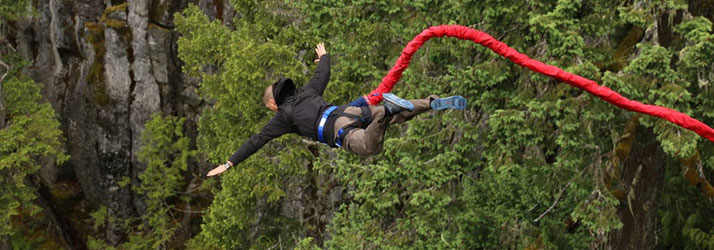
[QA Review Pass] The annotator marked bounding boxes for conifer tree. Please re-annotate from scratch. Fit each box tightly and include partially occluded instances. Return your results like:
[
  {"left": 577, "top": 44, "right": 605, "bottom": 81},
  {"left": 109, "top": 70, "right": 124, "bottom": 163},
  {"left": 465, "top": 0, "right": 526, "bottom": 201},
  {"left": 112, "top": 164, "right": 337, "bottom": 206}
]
[
  {"left": 0, "top": 70, "right": 68, "bottom": 241},
  {"left": 1, "top": 0, "right": 68, "bottom": 246},
  {"left": 174, "top": 0, "right": 714, "bottom": 248}
]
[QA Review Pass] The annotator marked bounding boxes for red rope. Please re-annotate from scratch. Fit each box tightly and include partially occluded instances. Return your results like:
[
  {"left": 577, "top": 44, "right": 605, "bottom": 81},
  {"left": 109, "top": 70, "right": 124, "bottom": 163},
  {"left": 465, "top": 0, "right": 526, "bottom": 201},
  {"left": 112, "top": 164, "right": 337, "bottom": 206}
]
[{"left": 364, "top": 24, "right": 714, "bottom": 143}]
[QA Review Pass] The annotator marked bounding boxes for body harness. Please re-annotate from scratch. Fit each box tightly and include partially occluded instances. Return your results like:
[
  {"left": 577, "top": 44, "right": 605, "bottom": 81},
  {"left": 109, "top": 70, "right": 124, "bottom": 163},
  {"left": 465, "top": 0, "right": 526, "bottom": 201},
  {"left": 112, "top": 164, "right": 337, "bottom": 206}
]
[{"left": 317, "top": 105, "right": 373, "bottom": 148}]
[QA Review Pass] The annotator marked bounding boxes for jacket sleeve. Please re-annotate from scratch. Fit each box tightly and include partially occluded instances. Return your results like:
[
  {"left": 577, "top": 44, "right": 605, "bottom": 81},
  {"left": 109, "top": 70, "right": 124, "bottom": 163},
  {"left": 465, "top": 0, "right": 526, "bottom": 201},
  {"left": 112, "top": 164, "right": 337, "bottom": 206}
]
[
  {"left": 228, "top": 114, "right": 293, "bottom": 165},
  {"left": 303, "top": 54, "right": 330, "bottom": 96}
]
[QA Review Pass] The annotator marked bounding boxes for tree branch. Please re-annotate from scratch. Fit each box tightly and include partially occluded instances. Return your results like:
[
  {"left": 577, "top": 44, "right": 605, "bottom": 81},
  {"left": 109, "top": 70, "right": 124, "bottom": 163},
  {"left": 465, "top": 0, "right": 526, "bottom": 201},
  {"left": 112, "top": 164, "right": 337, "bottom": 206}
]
[
  {"left": 0, "top": 58, "right": 8, "bottom": 128},
  {"left": 533, "top": 179, "right": 574, "bottom": 223},
  {"left": 170, "top": 207, "right": 205, "bottom": 214},
  {"left": 0, "top": 58, "right": 9, "bottom": 84}
]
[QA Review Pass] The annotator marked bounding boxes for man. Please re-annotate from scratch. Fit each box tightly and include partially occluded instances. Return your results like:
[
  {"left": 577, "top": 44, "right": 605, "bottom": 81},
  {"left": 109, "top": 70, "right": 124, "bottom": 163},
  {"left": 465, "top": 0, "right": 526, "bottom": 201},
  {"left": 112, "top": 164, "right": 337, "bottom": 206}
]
[{"left": 207, "top": 43, "right": 466, "bottom": 176}]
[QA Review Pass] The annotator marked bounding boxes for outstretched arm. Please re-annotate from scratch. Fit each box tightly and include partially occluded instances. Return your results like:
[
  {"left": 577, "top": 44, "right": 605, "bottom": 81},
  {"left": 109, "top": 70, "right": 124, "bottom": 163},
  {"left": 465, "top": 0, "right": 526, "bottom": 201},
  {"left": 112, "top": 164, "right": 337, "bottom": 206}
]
[
  {"left": 304, "top": 43, "right": 330, "bottom": 95},
  {"left": 207, "top": 115, "right": 293, "bottom": 176}
]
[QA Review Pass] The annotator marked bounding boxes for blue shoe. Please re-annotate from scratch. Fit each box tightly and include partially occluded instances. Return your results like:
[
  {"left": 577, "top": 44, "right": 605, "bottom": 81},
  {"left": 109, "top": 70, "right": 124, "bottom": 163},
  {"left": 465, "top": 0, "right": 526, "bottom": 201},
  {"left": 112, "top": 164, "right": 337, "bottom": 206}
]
[
  {"left": 431, "top": 96, "right": 467, "bottom": 110},
  {"left": 382, "top": 93, "right": 414, "bottom": 115}
]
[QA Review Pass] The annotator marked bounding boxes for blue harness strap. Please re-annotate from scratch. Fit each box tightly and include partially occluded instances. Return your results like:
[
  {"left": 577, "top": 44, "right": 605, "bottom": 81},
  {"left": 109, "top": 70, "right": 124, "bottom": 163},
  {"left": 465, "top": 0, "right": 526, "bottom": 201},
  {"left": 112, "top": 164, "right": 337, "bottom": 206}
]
[
  {"left": 335, "top": 128, "right": 345, "bottom": 147},
  {"left": 317, "top": 106, "right": 338, "bottom": 143}
]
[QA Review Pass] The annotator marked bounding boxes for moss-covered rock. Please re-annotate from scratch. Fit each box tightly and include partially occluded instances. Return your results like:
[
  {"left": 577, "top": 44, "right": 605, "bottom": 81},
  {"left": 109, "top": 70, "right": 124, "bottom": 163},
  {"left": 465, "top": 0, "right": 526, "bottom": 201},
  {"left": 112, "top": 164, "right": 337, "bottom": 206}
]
[
  {"left": 84, "top": 21, "right": 111, "bottom": 107},
  {"left": 105, "top": 2, "right": 128, "bottom": 15},
  {"left": 149, "top": 0, "right": 170, "bottom": 25},
  {"left": 83, "top": 2, "right": 136, "bottom": 108},
  {"left": 101, "top": 3, "right": 130, "bottom": 31}
]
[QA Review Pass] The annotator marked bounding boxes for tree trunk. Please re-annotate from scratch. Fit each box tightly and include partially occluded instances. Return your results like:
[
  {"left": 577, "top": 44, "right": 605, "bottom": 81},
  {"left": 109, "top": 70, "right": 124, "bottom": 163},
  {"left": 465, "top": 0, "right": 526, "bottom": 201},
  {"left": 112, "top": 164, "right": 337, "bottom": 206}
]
[
  {"left": 607, "top": 128, "right": 666, "bottom": 249},
  {"left": 0, "top": 58, "right": 7, "bottom": 129},
  {"left": 33, "top": 177, "right": 86, "bottom": 250},
  {"left": 688, "top": 0, "right": 714, "bottom": 22},
  {"left": 0, "top": 79, "right": 5, "bottom": 129},
  {"left": 0, "top": 235, "right": 9, "bottom": 250}
]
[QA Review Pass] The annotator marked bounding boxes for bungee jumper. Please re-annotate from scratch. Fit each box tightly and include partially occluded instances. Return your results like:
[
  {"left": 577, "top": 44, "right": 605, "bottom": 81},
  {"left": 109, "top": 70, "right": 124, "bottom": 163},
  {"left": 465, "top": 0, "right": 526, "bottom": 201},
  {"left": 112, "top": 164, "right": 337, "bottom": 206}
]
[
  {"left": 208, "top": 23, "right": 714, "bottom": 176},
  {"left": 207, "top": 43, "right": 467, "bottom": 176}
]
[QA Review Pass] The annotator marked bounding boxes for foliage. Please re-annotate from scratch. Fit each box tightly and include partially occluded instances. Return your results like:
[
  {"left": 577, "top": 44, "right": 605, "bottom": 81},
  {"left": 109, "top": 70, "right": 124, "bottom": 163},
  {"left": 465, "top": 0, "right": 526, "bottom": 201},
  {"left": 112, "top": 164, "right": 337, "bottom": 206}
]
[
  {"left": 0, "top": 0, "right": 31, "bottom": 23},
  {"left": 658, "top": 164, "right": 714, "bottom": 249},
  {"left": 1, "top": 2, "right": 69, "bottom": 248},
  {"left": 4, "top": 0, "right": 714, "bottom": 248},
  {"left": 0, "top": 74, "right": 68, "bottom": 236},
  {"left": 129, "top": 114, "right": 197, "bottom": 249},
  {"left": 173, "top": 0, "right": 714, "bottom": 248},
  {"left": 87, "top": 114, "right": 197, "bottom": 249},
  {"left": 683, "top": 213, "right": 714, "bottom": 250},
  {"left": 176, "top": 3, "right": 315, "bottom": 249},
  {"left": 292, "top": 0, "right": 619, "bottom": 248},
  {"left": 90, "top": 206, "right": 108, "bottom": 231}
]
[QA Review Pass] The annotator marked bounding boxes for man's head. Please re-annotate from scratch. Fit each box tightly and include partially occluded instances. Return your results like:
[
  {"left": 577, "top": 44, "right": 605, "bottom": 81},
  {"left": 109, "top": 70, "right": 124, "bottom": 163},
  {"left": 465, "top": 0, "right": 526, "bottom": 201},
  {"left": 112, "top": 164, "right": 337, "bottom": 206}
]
[
  {"left": 265, "top": 77, "right": 296, "bottom": 112},
  {"left": 263, "top": 85, "right": 278, "bottom": 112}
]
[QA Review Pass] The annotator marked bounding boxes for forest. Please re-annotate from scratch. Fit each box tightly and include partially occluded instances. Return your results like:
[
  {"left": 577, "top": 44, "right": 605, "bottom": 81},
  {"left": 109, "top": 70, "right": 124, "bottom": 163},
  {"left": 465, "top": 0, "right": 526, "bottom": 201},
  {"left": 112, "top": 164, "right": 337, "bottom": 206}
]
[{"left": 2, "top": 0, "right": 714, "bottom": 249}]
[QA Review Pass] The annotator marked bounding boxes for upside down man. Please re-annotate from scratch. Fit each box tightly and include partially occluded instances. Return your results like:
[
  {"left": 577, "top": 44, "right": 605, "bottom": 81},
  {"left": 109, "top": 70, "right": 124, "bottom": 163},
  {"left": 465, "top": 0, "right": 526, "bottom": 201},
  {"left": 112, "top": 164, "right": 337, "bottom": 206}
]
[{"left": 208, "top": 43, "right": 467, "bottom": 176}]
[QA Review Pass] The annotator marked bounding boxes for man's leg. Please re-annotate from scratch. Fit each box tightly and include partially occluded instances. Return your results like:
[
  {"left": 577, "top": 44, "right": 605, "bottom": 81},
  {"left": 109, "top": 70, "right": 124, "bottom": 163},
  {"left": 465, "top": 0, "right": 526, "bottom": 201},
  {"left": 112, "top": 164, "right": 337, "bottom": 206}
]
[
  {"left": 340, "top": 94, "right": 464, "bottom": 155},
  {"left": 389, "top": 95, "right": 438, "bottom": 124},
  {"left": 341, "top": 106, "right": 388, "bottom": 155},
  {"left": 341, "top": 95, "right": 435, "bottom": 155},
  {"left": 332, "top": 107, "right": 361, "bottom": 133}
]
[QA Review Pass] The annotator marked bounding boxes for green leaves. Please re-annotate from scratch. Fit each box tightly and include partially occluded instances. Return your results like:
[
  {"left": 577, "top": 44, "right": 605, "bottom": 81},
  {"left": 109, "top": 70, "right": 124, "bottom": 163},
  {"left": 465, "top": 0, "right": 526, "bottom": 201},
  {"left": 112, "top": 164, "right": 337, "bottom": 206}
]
[
  {"left": 129, "top": 114, "right": 196, "bottom": 248},
  {"left": 177, "top": 3, "right": 316, "bottom": 248},
  {"left": 174, "top": 0, "right": 714, "bottom": 248},
  {"left": 177, "top": 4, "right": 306, "bottom": 165},
  {"left": 625, "top": 44, "right": 679, "bottom": 82},
  {"left": 86, "top": 114, "right": 197, "bottom": 249},
  {"left": 0, "top": 76, "right": 67, "bottom": 237},
  {"left": 683, "top": 213, "right": 714, "bottom": 249},
  {"left": 0, "top": 0, "right": 31, "bottom": 23},
  {"left": 175, "top": 6, "right": 231, "bottom": 77},
  {"left": 571, "top": 189, "right": 623, "bottom": 236}
]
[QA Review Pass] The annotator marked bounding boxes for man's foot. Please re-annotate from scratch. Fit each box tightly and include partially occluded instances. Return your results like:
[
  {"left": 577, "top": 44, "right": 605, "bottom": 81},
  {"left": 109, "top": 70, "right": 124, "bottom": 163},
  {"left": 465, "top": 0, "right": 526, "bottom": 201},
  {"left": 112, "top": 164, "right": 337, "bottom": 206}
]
[
  {"left": 431, "top": 96, "right": 467, "bottom": 110},
  {"left": 383, "top": 93, "right": 414, "bottom": 116}
]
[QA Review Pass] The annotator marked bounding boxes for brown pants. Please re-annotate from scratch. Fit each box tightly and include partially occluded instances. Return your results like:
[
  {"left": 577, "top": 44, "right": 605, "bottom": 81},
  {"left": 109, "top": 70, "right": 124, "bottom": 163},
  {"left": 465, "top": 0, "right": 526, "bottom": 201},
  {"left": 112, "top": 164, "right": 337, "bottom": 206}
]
[{"left": 332, "top": 95, "right": 437, "bottom": 155}]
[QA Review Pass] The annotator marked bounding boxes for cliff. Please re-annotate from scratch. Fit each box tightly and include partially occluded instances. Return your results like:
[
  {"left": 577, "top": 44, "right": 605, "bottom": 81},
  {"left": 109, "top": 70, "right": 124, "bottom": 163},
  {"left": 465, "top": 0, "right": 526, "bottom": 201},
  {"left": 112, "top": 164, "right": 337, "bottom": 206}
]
[{"left": 10, "top": 0, "right": 235, "bottom": 246}]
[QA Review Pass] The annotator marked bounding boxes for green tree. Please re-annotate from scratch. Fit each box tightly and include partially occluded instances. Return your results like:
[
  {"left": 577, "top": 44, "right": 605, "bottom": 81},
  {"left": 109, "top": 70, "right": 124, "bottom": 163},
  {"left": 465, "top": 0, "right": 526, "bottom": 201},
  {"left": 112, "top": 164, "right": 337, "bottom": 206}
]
[
  {"left": 176, "top": 2, "right": 315, "bottom": 248},
  {"left": 0, "top": 74, "right": 68, "bottom": 237},
  {"left": 178, "top": 0, "right": 714, "bottom": 248},
  {"left": 0, "top": 0, "right": 31, "bottom": 23},
  {"left": 130, "top": 114, "right": 197, "bottom": 249},
  {"left": 88, "top": 114, "right": 197, "bottom": 249},
  {"left": 1, "top": 1, "right": 68, "bottom": 247}
]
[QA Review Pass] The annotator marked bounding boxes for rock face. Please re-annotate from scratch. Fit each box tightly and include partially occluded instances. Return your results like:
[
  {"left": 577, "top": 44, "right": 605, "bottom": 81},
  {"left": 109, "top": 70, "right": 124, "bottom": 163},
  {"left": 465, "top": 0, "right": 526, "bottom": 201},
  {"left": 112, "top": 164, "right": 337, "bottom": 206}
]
[
  {"left": 13, "top": 0, "right": 236, "bottom": 244},
  {"left": 12, "top": 0, "right": 343, "bottom": 246}
]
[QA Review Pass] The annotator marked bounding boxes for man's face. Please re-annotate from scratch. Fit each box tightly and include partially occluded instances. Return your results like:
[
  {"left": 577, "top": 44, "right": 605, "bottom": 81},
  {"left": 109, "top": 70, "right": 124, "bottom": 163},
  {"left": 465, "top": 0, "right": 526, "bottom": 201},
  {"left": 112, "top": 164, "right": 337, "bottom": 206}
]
[{"left": 266, "top": 98, "right": 278, "bottom": 112}]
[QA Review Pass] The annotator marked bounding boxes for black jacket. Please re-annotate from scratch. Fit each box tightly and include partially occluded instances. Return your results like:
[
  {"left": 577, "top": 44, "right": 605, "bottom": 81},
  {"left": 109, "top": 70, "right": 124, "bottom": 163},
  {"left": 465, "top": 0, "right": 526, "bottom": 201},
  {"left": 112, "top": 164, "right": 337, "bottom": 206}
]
[{"left": 229, "top": 54, "right": 332, "bottom": 165}]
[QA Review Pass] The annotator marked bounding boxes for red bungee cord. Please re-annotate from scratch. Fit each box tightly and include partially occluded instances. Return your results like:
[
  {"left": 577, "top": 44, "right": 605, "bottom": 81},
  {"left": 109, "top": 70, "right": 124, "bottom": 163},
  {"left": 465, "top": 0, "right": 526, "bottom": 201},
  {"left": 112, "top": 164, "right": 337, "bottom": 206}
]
[{"left": 361, "top": 24, "right": 714, "bottom": 143}]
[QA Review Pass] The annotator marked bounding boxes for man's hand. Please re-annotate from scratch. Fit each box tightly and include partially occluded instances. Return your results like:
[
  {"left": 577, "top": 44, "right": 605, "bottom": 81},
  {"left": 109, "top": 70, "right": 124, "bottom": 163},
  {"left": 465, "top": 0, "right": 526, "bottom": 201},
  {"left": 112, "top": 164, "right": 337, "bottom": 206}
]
[
  {"left": 314, "top": 42, "right": 327, "bottom": 63},
  {"left": 207, "top": 164, "right": 229, "bottom": 177}
]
